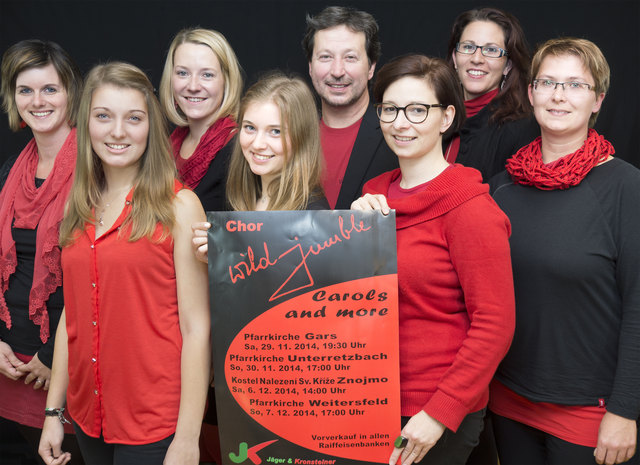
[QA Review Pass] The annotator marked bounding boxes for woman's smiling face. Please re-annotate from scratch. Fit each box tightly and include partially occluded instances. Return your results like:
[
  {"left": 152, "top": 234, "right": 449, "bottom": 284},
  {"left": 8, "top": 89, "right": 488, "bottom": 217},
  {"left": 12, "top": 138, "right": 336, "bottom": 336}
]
[{"left": 452, "top": 20, "right": 512, "bottom": 100}]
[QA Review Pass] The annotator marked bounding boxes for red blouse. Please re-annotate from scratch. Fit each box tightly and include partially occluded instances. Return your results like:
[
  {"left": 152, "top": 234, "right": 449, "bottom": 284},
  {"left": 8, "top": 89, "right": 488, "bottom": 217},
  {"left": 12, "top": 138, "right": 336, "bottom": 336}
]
[{"left": 61, "top": 185, "right": 183, "bottom": 444}]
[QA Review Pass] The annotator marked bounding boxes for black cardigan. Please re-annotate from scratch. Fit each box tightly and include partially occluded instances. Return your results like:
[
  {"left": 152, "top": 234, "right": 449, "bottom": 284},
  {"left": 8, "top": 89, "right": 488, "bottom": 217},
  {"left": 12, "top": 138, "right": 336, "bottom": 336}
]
[{"left": 453, "top": 105, "right": 540, "bottom": 181}]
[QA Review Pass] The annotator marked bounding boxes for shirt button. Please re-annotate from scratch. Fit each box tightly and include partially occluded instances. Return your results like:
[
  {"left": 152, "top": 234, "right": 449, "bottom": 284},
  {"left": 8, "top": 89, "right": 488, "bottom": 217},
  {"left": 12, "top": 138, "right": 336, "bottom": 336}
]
[
  {"left": 90, "top": 244, "right": 94, "bottom": 249},
  {"left": 92, "top": 283, "right": 96, "bottom": 288},
  {"left": 125, "top": 200, "right": 131, "bottom": 205},
  {"left": 92, "top": 321, "right": 97, "bottom": 326},
  {"left": 91, "top": 358, "right": 96, "bottom": 363},
  {"left": 94, "top": 390, "right": 98, "bottom": 395}
]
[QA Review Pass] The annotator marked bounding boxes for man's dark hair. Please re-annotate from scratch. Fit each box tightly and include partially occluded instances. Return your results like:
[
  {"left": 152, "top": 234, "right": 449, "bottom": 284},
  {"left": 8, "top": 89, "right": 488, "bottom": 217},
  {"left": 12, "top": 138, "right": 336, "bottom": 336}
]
[{"left": 302, "top": 6, "right": 381, "bottom": 65}]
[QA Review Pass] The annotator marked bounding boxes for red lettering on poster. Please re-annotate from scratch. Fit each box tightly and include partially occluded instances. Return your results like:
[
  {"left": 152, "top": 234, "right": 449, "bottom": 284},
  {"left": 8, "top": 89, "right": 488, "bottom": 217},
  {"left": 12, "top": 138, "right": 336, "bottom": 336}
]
[{"left": 228, "top": 214, "right": 371, "bottom": 302}]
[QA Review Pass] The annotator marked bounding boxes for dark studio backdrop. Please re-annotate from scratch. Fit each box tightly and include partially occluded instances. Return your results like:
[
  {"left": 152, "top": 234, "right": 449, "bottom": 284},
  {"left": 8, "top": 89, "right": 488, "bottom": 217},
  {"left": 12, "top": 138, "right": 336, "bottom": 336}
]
[{"left": 1, "top": 0, "right": 638, "bottom": 167}]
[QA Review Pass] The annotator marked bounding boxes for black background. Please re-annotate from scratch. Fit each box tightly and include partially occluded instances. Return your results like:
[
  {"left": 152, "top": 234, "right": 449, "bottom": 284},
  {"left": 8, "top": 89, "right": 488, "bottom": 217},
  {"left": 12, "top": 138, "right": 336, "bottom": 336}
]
[{"left": 1, "top": 0, "right": 638, "bottom": 166}]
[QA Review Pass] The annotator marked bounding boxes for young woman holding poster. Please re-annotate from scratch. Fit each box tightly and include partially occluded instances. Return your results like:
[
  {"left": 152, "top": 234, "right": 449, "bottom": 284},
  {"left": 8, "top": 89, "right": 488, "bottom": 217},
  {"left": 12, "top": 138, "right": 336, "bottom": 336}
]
[
  {"left": 160, "top": 27, "right": 243, "bottom": 211},
  {"left": 192, "top": 72, "right": 328, "bottom": 262},
  {"left": 38, "top": 62, "right": 210, "bottom": 465},
  {"left": 444, "top": 7, "right": 539, "bottom": 180},
  {"left": 351, "top": 54, "right": 515, "bottom": 465},
  {"left": 489, "top": 38, "right": 640, "bottom": 465}
]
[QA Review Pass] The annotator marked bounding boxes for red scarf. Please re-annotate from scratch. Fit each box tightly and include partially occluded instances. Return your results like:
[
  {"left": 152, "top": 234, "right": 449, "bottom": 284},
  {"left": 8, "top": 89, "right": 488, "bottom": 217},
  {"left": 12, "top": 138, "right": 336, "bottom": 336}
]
[
  {"left": 465, "top": 88, "right": 499, "bottom": 118},
  {"left": 445, "top": 89, "right": 499, "bottom": 163},
  {"left": 170, "top": 116, "right": 237, "bottom": 189},
  {"left": 506, "top": 129, "right": 614, "bottom": 190},
  {"left": 0, "top": 128, "right": 77, "bottom": 342}
]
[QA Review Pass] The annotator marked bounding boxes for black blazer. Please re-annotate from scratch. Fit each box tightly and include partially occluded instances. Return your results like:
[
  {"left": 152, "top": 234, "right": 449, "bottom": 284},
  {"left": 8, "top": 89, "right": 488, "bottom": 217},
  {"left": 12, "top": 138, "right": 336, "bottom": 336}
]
[{"left": 333, "top": 105, "right": 398, "bottom": 209}]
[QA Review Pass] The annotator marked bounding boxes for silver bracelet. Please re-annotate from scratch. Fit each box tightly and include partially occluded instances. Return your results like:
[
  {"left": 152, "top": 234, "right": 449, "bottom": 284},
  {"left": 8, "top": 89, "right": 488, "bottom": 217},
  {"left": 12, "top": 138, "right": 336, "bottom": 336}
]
[{"left": 44, "top": 407, "right": 71, "bottom": 424}]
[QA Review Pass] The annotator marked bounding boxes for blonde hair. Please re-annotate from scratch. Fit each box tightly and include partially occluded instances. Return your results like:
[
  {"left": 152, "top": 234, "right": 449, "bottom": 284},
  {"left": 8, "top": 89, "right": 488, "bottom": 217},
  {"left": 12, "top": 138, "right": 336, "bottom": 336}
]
[
  {"left": 159, "top": 28, "right": 243, "bottom": 127},
  {"left": 60, "top": 62, "right": 177, "bottom": 246},
  {"left": 531, "top": 37, "right": 610, "bottom": 127},
  {"left": 227, "top": 72, "right": 324, "bottom": 211}
]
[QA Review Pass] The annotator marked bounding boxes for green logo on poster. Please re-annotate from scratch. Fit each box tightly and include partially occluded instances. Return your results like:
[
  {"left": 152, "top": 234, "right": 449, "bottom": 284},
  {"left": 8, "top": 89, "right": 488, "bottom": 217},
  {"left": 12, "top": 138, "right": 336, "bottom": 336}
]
[{"left": 229, "top": 440, "right": 278, "bottom": 464}]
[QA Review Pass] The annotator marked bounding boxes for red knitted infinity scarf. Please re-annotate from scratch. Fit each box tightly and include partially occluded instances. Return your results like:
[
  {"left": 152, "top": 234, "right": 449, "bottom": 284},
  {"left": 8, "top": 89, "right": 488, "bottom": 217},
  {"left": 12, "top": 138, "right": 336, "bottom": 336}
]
[
  {"left": 0, "top": 128, "right": 77, "bottom": 342},
  {"left": 170, "top": 116, "right": 237, "bottom": 189},
  {"left": 506, "top": 129, "right": 614, "bottom": 190}
]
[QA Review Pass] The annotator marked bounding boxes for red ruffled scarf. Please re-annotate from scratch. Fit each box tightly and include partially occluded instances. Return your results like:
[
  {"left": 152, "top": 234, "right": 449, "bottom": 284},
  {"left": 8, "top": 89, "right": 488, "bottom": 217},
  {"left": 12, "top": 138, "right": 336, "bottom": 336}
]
[
  {"left": 0, "top": 128, "right": 77, "bottom": 342},
  {"left": 170, "top": 116, "right": 237, "bottom": 189},
  {"left": 506, "top": 129, "right": 614, "bottom": 190}
]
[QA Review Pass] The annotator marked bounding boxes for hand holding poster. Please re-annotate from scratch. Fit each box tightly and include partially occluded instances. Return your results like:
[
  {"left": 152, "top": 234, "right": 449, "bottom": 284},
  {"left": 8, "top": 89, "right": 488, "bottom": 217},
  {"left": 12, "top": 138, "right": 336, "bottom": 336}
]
[{"left": 208, "top": 210, "right": 399, "bottom": 465}]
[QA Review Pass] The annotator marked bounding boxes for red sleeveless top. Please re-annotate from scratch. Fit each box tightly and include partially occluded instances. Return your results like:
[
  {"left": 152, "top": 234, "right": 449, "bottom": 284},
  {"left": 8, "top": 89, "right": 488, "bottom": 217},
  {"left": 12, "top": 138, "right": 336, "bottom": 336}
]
[{"left": 62, "top": 182, "right": 183, "bottom": 444}]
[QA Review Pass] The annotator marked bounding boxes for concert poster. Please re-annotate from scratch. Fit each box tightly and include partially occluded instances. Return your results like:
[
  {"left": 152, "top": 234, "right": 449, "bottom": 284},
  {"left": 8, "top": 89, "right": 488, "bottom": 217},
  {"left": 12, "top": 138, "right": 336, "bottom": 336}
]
[{"left": 207, "top": 210, "right": 400, "bottom": 465}]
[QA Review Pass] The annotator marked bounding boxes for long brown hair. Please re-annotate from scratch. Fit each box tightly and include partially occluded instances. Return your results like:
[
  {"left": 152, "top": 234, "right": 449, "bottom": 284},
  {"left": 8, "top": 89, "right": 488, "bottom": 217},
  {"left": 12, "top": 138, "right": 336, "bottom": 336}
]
[
  {"left": 60, "top": 62, "right": 176, "bottom": 246},
  {"left": 226, "top": 72, "right": 323, "bottom": 211},
  {"left": 447, "top": 7, "right": 531, "bottom": 124}
]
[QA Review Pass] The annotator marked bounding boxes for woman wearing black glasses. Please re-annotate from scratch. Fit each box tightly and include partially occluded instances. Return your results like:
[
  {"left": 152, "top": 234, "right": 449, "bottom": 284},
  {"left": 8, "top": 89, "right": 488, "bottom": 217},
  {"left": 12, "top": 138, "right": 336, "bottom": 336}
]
[
  {"left": 489, "top": 38, "right": 640, "bottom": 465},
  {"left": 445, "top": 7, "right": 539, "bottom": 180},
  {"left": 352, "top": 54, "right": 515, "bottom": 465}
]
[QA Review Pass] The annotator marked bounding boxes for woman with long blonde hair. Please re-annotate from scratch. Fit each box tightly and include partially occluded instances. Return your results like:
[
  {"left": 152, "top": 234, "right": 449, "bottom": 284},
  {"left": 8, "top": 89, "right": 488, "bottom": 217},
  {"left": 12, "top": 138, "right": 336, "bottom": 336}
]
[
  {"left": 226, "top": 71, "right": 326, "bottom": 211},
  {"left": 193, "top": 72, "right": 328, "bottom": 261},
  {"left": 39, "top": 62, "right": 209, "bottom": 465},
  {"left": 160, "top": 27, "right": 243, "bottom": 211}
]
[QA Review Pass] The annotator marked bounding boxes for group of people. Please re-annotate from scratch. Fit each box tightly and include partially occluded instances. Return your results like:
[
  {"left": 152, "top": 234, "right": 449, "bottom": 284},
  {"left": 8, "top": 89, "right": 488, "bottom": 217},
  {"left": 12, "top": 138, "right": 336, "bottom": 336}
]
[{"left": 0, "top": 5, "right": 637, "bottom": 465}]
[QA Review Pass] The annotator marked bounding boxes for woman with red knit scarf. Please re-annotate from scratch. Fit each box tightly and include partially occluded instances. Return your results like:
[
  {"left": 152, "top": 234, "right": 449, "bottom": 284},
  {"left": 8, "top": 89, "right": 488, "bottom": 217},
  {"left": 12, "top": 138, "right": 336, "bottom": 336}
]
[
  {"left": 159, "top": 28, "right": 243, "bottom": 212},
  {"left": 159, "top": 29, "right": 243, "bottom": 463},
  {"left": 445, "top": 7, "right": 539, "bottom": 181},
  {"left": 0, "top": 40, "right": 83, "bottom": 463},
  {"left": 490, "top": 38, "right": 640, "bottom": 465},
  {"left": 352, "top": 54, "right": 515, "bottom": 465}
]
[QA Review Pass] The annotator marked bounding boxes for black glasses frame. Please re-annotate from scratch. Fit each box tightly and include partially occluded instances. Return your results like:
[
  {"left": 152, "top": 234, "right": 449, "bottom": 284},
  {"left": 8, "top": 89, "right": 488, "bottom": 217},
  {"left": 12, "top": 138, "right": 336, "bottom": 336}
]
[{"left": 375, "top": 103, "right": 447, "bottom": 124}]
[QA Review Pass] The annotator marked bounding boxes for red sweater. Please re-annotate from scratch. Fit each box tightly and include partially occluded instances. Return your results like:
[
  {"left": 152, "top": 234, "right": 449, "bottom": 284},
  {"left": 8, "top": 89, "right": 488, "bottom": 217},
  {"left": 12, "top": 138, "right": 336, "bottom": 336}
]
[{"left": 363, "top": 165, "right": 515, "bottom": 431}]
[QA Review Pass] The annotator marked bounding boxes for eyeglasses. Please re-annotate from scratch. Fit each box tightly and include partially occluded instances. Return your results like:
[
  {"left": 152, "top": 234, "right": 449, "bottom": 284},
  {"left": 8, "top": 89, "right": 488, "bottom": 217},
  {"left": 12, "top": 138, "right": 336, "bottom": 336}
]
[
  {"left": 455, "top": 42, "right": 508, "bottom": 58},
  {"left": 375, "top": 103, "right": 447, "bottom": 124},
  {"left": 532, "top": 79, "right": 593, "bottom": 95}
]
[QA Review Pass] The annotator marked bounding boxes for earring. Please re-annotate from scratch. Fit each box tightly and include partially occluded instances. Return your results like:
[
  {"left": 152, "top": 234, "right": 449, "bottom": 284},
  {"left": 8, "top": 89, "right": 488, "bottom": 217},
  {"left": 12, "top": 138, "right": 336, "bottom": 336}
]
[{"left": 20, "top": 120, "right": 27, "bottom": 129}]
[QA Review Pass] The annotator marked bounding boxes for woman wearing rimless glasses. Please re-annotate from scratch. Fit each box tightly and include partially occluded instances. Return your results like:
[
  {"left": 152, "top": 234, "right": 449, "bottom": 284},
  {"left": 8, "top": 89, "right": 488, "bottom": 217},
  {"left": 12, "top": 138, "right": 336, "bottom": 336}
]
[
  {"left": 352, "top": 54, "right": 515, "bottom": 465},
  {"left": 489, "top": 38, "right": 640, "bottom": 465},
  {"left": 445, "top": 7, "right": 539, "bottom": 181}
]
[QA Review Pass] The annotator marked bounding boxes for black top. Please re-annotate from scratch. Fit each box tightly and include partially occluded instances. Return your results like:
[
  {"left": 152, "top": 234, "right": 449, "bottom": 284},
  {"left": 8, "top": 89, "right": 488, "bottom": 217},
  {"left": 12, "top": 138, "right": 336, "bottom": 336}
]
[
  {"left": 0, "top": 177, "right": 64, "bottom": 368},
  {"left": 490, "top": 158, "right": 640, "bottom": 420},
  {"left": 305, "top": 192, "right": 330, "bottom": 210},
  {"left": 0, "top": 155, "right": 18, "bottom": 191},
  {"left": 453, "top": 105, "right": 540, "bottom": 181},
  {"left": 192, "top": 139, "right": 233, "bottom": 212}
]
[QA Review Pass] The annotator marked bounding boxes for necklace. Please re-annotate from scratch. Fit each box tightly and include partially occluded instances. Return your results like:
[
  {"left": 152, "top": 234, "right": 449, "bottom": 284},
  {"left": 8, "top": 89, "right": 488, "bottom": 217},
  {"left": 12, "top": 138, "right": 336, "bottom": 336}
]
[
  {"left": 97, "top": 186, "right": 132, "bottom": 226},
  {"left": 98, "top": 203, "right": 110, "bottom": 226}
]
